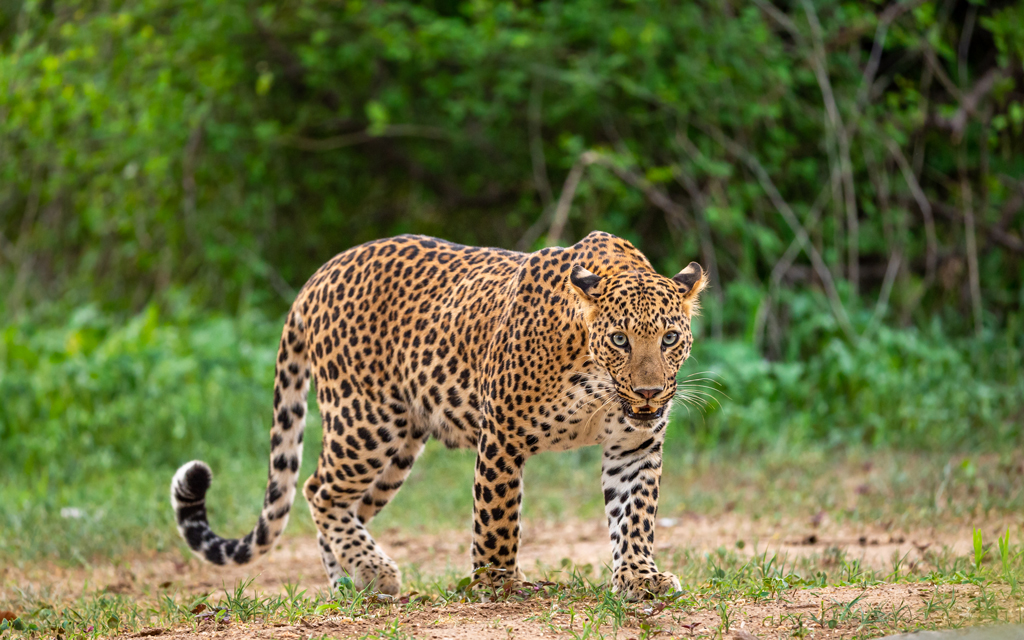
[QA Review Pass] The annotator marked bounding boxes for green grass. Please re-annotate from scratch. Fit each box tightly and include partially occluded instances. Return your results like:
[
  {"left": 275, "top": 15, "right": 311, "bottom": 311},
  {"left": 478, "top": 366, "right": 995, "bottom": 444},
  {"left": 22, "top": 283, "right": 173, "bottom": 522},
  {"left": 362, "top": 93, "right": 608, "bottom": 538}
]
[{"left": 3, "top": 437, "right": 1023, "bottom": 572}]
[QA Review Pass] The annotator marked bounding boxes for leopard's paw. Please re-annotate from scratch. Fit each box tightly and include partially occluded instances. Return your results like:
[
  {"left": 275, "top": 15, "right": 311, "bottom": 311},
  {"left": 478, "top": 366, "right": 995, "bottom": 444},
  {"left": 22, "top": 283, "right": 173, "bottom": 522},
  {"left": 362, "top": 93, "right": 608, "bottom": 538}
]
[
  {"left": 613, "top": 568, "right": 681, "bottom": 601},
  {"left": 347, "top": 558, "right": 402, "bottom": 596},
  {"left": 470, "top": 565, "right": 526, "bottom": 595},
  {"left": 483, "top": 565, "right": 525, "bottom": 586}
]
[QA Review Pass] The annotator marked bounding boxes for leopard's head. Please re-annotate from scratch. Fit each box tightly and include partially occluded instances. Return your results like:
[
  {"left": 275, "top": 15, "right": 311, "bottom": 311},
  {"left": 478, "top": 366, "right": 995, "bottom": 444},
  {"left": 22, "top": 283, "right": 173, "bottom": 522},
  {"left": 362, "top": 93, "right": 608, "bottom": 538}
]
[{"left": 570, "top": 262, "right": 706, "bottom": 425}]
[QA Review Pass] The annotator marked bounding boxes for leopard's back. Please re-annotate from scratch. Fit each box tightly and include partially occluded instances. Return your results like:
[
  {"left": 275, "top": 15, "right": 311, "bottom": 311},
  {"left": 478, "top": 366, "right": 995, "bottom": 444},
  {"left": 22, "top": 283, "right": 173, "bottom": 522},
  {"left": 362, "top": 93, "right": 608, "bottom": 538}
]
[{"left": 297, "top": 235, "right": 527, "bottom": 450}]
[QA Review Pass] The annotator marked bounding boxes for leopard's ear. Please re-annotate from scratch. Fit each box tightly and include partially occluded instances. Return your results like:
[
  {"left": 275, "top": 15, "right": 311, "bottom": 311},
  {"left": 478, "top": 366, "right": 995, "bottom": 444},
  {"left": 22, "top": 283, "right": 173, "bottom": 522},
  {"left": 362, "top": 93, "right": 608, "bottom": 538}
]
[
  {"left": 570, "top": 265, "right": 604, "bottom": 301},
  {"left": 672, "top": 262, "right": 707, "bottom": 304}
]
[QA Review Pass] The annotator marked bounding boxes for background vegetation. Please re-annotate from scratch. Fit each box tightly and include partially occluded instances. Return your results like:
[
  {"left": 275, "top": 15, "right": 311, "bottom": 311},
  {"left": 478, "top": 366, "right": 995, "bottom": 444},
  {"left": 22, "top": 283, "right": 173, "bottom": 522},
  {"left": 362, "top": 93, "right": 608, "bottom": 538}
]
[{"left": 1, "top": 0, "right": 1022, "bottom": 563}]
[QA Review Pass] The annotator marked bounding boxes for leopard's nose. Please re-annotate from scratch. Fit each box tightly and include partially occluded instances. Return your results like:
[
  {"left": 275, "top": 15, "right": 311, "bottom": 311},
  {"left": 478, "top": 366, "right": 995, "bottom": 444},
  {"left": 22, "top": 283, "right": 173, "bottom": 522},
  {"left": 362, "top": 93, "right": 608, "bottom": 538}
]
[{"left": 633, "top": 387, "right": 663, "bottom": 401}]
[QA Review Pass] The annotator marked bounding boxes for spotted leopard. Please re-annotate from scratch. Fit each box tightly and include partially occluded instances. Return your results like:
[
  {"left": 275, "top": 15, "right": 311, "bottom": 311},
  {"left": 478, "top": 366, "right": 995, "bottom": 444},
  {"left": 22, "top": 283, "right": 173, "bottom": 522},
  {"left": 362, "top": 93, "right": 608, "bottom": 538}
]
[{"left": 170, "top": 231, "right": 706, "bottom": 599}]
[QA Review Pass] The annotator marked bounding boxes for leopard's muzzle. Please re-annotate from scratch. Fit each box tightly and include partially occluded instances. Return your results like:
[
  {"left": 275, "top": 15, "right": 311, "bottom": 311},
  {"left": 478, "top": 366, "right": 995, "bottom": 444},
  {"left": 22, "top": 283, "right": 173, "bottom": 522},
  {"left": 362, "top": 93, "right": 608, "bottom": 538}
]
[{"left": 620, "top": 400, "right": 666, "bottom": 422}]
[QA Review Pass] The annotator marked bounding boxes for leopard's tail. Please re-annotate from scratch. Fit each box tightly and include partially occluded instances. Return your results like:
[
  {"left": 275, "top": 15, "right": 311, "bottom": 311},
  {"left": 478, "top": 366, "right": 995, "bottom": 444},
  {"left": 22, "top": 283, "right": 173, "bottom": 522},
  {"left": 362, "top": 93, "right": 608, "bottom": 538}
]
[{"left": 170, "top": 308, "right": 311, "bottom": 565}]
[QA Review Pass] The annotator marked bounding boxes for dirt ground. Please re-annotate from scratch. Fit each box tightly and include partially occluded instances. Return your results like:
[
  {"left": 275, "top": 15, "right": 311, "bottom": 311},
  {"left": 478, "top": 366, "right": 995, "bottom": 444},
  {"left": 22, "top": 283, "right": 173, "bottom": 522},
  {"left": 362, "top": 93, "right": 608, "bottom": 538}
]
[
  {"left": 2, "top": 511, "right": 993, "bottom": 599},
  {"left": 96, "top": 583, "right": 989, "bottom": 640},
  {"left": 1, "top": 513, "right": 1016, "bottom": 639}
]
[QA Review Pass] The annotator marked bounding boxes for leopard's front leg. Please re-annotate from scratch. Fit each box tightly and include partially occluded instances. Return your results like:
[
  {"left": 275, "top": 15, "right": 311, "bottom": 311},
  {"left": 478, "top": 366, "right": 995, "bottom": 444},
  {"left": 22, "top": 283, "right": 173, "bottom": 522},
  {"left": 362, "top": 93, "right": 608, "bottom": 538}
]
[
  {"left": 601, "top": 430, "right": 680, "bottom": 600},
  {"left": 471, "top": 426, "right": 527, "bottom": 586}
]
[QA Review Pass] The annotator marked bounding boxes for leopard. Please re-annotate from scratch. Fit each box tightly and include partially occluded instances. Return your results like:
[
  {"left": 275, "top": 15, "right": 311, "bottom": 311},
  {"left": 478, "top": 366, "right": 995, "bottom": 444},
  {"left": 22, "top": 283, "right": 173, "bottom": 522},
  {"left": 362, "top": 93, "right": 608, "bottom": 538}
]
[{"left": 170, "top": 230, "right": 707, "bottom": 599}]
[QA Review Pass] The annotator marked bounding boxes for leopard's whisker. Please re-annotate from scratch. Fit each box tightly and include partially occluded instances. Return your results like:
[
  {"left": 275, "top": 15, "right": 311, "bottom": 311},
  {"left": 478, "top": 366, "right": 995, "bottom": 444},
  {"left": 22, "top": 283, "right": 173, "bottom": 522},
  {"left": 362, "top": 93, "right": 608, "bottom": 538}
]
[
  {"left": 675, "top": 388, "right": 716, "bottom": 401},
  {"left": 676, "top": 385, "right": 731, "bottom": 402},
  {"left": 563, "top": 383, "right": 612, "bottom": 411},
  {"left": 567, "top": 389, "right": 617, "bottom": 420},
  {"left": 566, "top": 371, "right": 615, "bottom": 386},
  {"left": 582, "top": 392, "right": 621, "bottom": 430},
  {"left": 675, "top": 386, "right": 724, "bottom": 399},
  {"left": 673, "top": 389, "right": 713, "bottom": 404},
  {"left": 677, "top": 388, "right": 720, "bottom": 396},
  {"left": 556, "top": 378, "right": 611, "bottom": 401},
  {"left": 684, "top": 366, "right": 724, "bottom": 376},
  {"left": 674, "top": 395, "right": 710, "bottom": 409},
  {"left": 558, "top": 381, "right": 615, "bottom": 408},
  {"left": 673, "top": 393, "right": 719, "bottom": 411},
  {"left": 676, "top": 377, "right": 722, "bottom": 386}
]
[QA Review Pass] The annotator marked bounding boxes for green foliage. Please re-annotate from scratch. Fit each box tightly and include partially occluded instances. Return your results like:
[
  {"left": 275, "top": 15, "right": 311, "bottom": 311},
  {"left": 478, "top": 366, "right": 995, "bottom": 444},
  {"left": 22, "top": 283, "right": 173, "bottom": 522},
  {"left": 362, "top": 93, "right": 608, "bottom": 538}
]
[
  {"left": 0, "top": 302, "right": 307, "bottom": 560},
  {"left": 1, "top": 0, "right": 1022, "bottom": 338},
  {"left": 683, "top": 311, "right": 1024, "bottom": 450},
  {"left": 0, "top": 302, "right": 283, "bottom": 483},
  {"left": 2, "top": 303, "right": 1018, "bottom": 495}
]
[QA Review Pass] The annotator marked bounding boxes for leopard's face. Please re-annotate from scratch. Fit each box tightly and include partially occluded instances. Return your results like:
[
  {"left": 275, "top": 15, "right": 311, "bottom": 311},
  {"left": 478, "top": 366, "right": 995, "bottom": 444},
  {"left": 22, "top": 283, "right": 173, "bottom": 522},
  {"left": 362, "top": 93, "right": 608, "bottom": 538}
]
[{"left": 570, "top": 263, "right": 706, "bottom": 426}]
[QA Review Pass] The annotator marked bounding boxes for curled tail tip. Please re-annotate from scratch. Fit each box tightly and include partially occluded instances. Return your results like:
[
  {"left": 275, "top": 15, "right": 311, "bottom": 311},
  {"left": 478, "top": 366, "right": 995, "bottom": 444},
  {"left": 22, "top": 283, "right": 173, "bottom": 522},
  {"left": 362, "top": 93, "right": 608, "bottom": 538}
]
[{"left": 171, "top": 460, "right": 213, "bottom": 507}]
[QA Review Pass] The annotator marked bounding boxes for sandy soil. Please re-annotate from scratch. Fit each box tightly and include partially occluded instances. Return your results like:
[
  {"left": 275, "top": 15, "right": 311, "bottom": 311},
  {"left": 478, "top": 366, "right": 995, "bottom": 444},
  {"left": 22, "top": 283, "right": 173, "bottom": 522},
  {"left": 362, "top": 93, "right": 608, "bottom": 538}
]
[
  {"left": 104, "top": 583, "right": 990, "bottom": 640},
  {"left": 1, "top": 513, "right": 1014, "bottom": 639}
]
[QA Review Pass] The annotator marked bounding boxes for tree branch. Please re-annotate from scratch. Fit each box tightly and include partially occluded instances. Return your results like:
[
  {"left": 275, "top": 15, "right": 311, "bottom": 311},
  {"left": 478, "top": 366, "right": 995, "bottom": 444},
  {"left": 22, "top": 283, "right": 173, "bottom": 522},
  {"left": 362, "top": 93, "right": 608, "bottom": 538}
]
[
  {"left": 921, "top": 45, "right": 963, "bottom": 103},
  {"left": 674, "top": 133, "right": 725, "bottom": 338},
  {"left": 802, "top": 0, "right": 860, "bottom": 297},
  {"left": 754, "top": 170, "right": 835, "bottom": 352},
  {"left": 887, "top": 140, "right": 938, "bottom": 283},
  {"left": 857, "top": 0, "right": 927, "bottom": 106},
  {"left": 279, "top": 124, "right": 450, "bottom": 151},
  {"left": 590, "top": 157, "right": 693, "bottom": 230},
  {"left": 863, "top": 251, "right": 902, "bottom": 340},
  {"left": 929, "top": 67, "right": 1004, "bottom": 142},
  {"left": 929, "top": 199, "right": 1024, "bottom": 254},
  {"left": 529, "top": 76, "right": 553, "bottom": 209},
  {"left": 959, "top": 154, "right": 983, "bottom": 338},
  {"left": 546, "top": 151, "right": 597, "bottom": 246}
]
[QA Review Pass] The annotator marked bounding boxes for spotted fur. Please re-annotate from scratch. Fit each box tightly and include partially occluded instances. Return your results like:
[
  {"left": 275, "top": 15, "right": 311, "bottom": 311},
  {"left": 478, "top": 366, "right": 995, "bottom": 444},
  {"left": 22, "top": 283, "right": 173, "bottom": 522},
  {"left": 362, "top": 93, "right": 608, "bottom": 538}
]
[{"left": 170, "top": 231, "right": 706, "bottom": 599}]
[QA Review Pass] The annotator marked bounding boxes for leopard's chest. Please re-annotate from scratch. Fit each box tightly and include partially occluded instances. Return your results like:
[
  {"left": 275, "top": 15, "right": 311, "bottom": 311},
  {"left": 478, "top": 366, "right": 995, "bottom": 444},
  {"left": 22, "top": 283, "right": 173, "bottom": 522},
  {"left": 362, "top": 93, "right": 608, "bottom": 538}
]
[
  {"left": 496, "top": 372, "right": 627, "bottom": 454},
  {"left": 528, "top": 380, "right": 624, "bottom": 452}
]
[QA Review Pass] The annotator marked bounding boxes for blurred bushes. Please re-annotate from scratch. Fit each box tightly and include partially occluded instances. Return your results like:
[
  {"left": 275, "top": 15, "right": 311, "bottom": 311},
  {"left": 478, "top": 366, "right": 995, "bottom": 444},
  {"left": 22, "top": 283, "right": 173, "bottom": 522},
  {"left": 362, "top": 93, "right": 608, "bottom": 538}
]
[
  {"left": 686, "top": 318, "right": 1023, "bottom": 452},
  {"left": 0, "top": 302, "right": 287, "bottom": 484},
  {"left": 1, "top": 0, "right": 1022, "bottom": 340},
  {"left": 1, "top": 303, "right": 1019, "bottom": 499}
]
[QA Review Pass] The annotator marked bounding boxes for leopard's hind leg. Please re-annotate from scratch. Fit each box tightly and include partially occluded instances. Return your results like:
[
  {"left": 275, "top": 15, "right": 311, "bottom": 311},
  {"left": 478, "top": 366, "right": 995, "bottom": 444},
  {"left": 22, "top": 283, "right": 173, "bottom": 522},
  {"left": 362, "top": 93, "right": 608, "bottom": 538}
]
[
  {"left": 304, "top": 406, "right": 426, "bottom": 595},
  {"left": 355, "top": 421, "right": 429, "bottom": 525}
]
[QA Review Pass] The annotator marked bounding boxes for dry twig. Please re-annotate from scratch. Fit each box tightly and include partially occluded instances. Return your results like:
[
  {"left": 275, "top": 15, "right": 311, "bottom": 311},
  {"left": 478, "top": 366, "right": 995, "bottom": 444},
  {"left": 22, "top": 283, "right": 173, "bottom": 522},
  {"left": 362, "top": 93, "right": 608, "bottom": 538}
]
[
  {"left": 857, "top": 0, "right": 928, "bottom": 106},
  {"left": 802, "top": 0, "right": 859, "bottom": 296},
  {"left": 933, "top": 68, "right": 1005, "bottom": 143},
  {"left": 529, "top": 76, "right": 554, "bottom": 209},
  {"left": 546, "top": 152, "right": 598, "bottom": 246},
  {"left": 700, "top": 123, "right": 856, "bottom": 342},
  {"left": 754, "top": 172, "right": 835, "bottom": 352},
  {"left": 281, "top": 124, "right": 450, "bottom": 151},
  {"left": 960, "top": 164, "right": 983, "bottom": 337},
  {"left": 887, "top": 140, "right": 938, "bottom": 285},
  {"left": 674, "top": 133, "right": 725, "bottom": 338},
  {"left": 863, "top": 252, "right": 902, "bottom": 340}
]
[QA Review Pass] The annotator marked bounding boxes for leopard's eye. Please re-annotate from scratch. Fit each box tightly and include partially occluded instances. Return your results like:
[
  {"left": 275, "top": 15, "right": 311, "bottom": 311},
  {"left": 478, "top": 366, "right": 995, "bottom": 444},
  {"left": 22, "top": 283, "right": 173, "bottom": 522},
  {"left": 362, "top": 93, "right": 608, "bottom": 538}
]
[
  {"left": 611, "top": 333, "right": 629, "bottom": 348},
  {"left": 662, "top": 332, "right": 680, "bottom": 347}
]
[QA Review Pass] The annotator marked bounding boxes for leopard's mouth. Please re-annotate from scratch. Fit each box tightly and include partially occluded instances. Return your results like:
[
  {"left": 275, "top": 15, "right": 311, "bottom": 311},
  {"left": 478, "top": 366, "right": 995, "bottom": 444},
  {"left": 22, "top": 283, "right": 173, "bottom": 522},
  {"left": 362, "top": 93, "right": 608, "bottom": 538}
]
[{"left": 620, "top": 401, "right": 665, "bottom": 422}]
